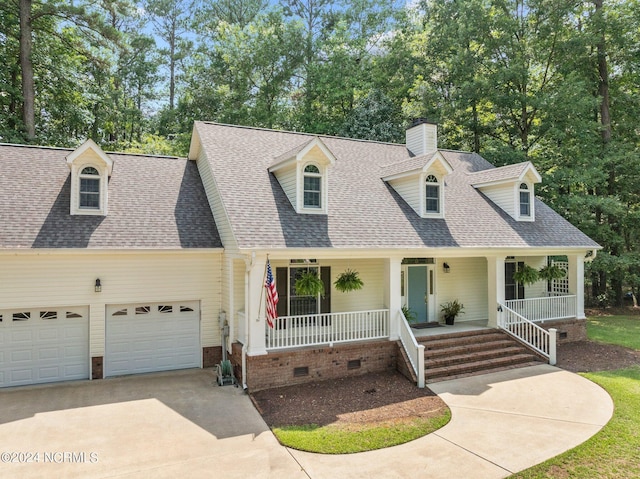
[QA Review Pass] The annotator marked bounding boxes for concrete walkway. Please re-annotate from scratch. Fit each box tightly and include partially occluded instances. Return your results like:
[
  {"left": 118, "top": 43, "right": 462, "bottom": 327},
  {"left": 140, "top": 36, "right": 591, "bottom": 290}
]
[
  {"left": 0, "top": 365, "right": 613, "bottom": 479},
  {"left": 291, "top": 365, "right": 614, "bottom": 478}
]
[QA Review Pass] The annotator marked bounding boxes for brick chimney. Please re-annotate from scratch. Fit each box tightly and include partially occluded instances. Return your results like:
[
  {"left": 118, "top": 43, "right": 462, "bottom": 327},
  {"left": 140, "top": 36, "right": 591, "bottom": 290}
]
[{"left": 406, "top": 118, "right": 437, "bottom": 156}]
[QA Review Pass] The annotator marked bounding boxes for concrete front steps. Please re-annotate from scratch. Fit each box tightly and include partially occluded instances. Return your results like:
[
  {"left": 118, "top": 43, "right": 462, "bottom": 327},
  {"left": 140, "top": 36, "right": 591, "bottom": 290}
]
[{"left": 420, "top": 328, "right": 545, "bottom": 383}]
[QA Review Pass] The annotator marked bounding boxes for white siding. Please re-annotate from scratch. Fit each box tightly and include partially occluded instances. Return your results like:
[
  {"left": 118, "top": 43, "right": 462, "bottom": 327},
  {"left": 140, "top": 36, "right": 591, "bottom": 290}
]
[
  {"left": 266, "top": 259, "right": 386, "bottom": 314},
  {"left": 478, "top": 184, "right": 516, "bottom": 218},
  {"left": 0, "top": 252, "right": 222, "bottom": 358},
  {"left": 329, "top": 259, "right": 386, "bottom": 312},
  {"left": 437, "top": 257, "right": 488, "bottom": 322},
  {"left": 389, "top": 176, "right": 421, "bottom": 216},
  {"left": 522, "top": 256, "right": 547, "bottom": 298},
  {"left": 196, "top": 149, "right": 238, "bottom": 250},
  {"left": 304, "top": 145, "right": 331, "bottom": 164},
  {"left": 274, "top": 164, "right": 297, "bottom": 209}
]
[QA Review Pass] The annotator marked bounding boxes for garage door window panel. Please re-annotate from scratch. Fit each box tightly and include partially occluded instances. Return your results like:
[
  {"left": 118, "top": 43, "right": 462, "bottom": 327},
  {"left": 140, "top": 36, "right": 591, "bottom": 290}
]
[{"left": 13, "top": 312, "right": 30, "bottom": 321}]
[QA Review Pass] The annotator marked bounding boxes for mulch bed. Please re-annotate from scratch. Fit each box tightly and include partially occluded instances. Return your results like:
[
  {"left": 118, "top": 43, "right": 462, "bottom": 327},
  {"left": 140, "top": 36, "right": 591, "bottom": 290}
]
[
  {"left": 251, "top": 371, "right": 447, "bottom": 428},
  {"left": 556, "top": 340, "right": 640, "bottom": 373},
  {"left": 250, "top": 338, "right": 640, "bottom": 430}
]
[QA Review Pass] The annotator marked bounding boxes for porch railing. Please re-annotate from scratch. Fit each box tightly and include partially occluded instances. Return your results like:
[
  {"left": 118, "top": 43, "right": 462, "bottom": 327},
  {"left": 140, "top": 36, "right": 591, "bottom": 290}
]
[
  {"left": 266, "top": 309, "right": 389, "bottom": 350},
  {"left": 505, "top": 295, "right": 576, "bottom": 323},
  {"left": 398, "top": 310, "right": 425, "bottom": 388},
  {"left": 498, "top": 303, "right": 557, "bottom": 365}
]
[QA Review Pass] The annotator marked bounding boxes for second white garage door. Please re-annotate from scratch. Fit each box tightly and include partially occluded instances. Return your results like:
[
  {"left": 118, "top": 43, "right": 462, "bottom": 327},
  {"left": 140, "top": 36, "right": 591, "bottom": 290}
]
[{"left": 105, "top": 301, "right": 200, "bottom": 377}]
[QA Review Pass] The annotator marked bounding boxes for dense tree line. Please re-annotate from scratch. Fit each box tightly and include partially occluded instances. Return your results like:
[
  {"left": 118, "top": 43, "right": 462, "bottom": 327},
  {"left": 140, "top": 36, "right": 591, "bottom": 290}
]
[{"left": 1, "top": 0, "right": 639, "bottom": 305}]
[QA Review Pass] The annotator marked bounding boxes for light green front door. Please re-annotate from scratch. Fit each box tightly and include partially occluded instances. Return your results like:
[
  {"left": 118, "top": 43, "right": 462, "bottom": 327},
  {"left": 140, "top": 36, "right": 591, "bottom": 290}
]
[{"left": 408, "top": 266, "right": 428, "bottom": 323}]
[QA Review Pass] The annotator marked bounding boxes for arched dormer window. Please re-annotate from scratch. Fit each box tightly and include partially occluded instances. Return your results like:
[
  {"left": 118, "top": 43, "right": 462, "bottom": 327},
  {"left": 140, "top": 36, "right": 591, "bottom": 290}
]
[
  {"left": 425, "top": 175, "right": 440, "bottom": 214},
  {"left": 303, "top": 164, "right": 322, "bottom": 209},
  {"left": 66, "top": 139, "right": 112, "bottom": 216},
  {"left": 79, "top": 166, "right": 100, "bottom": 209},
  {"left": 519, "top": 183, "right": 531, "bottom": 217}
]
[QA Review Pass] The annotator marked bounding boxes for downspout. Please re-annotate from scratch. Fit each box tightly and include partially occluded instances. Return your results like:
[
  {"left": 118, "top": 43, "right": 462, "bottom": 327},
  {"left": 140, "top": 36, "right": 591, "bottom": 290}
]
[{"left": 241, "top": 252, "right": 255, "bottom": 391}]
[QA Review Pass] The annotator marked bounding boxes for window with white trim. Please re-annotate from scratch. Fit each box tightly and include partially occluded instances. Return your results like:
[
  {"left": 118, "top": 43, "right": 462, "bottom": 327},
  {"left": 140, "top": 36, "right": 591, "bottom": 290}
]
[
  {"left": 425, "top": 175, "right": 440, "bottom": 213},
  {"left": 303, "top": 164, "right": 322, "bottom": 209},
  {"left": 519, "top": 183, "right": 531, "bottom": 217},
  {"left": 79, "top": 166, "right": 101, "bottom": 209}
]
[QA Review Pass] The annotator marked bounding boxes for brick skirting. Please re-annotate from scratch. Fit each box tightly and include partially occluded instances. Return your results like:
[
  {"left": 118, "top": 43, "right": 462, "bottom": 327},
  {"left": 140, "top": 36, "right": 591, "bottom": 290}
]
[
  {"left": 203, "top": 346, "right": 222, "bottom": 368},
  {"left": 537, "top": 318, "right": 587, "bottom": 343},
  {"left": 91, "top": 356, "right": 103, "bottom": 379},
  {"left": 230, "top": 340, "right": 399, "bottom": 392}
]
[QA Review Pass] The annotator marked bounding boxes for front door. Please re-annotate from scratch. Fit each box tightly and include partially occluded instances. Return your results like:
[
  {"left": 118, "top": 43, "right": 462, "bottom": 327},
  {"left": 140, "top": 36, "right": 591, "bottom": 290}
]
[{"left": 408, "top": 266, "right": 428, "bottom": 323}]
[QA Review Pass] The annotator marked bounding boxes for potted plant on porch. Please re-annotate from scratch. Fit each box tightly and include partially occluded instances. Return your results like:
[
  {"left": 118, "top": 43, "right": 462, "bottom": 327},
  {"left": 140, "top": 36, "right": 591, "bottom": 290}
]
[
  {"left": 440, "top": 300, "right": 465, "bottom": 325},
  {"left": 401, "top": 305, "right": 418, "bottom": 324}
]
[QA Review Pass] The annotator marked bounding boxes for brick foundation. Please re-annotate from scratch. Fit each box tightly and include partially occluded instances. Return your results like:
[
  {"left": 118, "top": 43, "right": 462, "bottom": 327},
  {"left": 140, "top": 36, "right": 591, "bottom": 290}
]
[
  {"left": 203, "top": 346, "right": 222, "bottom": 368},
  {"left": 537, "top": 318, "right": 587, "bottom": 343},
  {"left": 91, "top": 356, "right": 103, "bottom": 380},
  {"left": 230, "top": 340, "right": 399, "bottom": 392}
]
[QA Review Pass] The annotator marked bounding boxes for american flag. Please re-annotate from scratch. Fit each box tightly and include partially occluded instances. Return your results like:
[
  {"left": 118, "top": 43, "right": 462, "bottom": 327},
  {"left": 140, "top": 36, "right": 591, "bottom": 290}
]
[{"left": 265, "top": 259, "right": 278, "bottom": 328}]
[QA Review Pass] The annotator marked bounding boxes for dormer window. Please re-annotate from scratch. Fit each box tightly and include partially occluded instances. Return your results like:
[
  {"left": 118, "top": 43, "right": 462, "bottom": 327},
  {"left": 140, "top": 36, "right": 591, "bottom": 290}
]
[
  {"left": 381, "top": 151, "right": 452, "bottom": 219},
  {"left": 66, "top": 139, "right": 113, "bottom": 216},
  {"left": 79, "top": 167, "right": 101, "bottom": 209},
  {"left": 469, "top": 161, "right": 541, "bottom": 222},
  {"left": 519, "top": 183, "right": 531, "bottom": 217},
  {"left": 303, "top": 164, "right": 322, "bottom": 209},
  {"left": 425, "top": 175, "right": 440, "bottom": 213},
  {"left": 269, "top": 137, "right": 335, "bottom": 215}
]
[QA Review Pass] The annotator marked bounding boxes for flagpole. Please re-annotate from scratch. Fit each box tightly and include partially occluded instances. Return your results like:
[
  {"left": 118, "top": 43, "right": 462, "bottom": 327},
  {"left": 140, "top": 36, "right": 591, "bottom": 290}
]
[{"left": 258, "top": 255, "right": 268, "bottom": 320}]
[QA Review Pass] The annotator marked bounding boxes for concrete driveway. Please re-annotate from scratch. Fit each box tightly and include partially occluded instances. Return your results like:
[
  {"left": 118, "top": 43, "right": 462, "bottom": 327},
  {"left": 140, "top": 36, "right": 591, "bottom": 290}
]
[
  {"left": 0, "top": 369, "right": 306, "bottom": 479},
  {"left": 0, "top": 365, "right": 613, "bottom": 479}
]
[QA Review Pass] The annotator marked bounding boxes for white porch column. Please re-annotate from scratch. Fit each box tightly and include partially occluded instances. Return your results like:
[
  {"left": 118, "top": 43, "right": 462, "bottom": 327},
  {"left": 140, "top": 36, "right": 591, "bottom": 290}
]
[
  {"left": 487, "top": 255, "right": 505, "bottom": 328},
  {"left": 246, "top": 254, "right": 267, "bottom": 356},
  {"left": 568, "top": 253, "right": 586, "bottom": 319},
  {"left": 385, "top": 256, "right": 403, "bottom": 340}
]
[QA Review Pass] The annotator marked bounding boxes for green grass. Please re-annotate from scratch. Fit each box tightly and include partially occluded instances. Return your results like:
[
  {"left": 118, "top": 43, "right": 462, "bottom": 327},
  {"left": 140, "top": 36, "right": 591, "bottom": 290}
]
[
  {"left": 272, "top": 411, "right": 451, "bottom": 454},
  {"left": 587, "top": 315, "right": 640, "bottom": 350},
  {"left": 510, "top": 315, "right": 640, "bottom": 478}
]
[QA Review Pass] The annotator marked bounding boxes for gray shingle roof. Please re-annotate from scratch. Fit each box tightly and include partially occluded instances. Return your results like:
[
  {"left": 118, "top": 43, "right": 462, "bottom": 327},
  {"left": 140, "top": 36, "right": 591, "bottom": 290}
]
[
  {"left": 0, "top": 144, "right": 221, "bottom": 249},
  {"left": 467, "top": 162, "right": 534, "bottom": 185},
  {"left": 379, "top": 152, "right": 437, "bottom": 178},
  {"left": 270, "top": 138, "right": 316, "bottom": 167},
  {"left": 195, "top": 122, "right": 599, "bottom": 251}
]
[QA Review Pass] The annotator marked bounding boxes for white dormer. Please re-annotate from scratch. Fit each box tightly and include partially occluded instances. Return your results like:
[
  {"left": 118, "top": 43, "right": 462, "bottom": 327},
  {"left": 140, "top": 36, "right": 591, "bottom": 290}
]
[
  {"left": 406, "top": 119, "right": 437, "bottom": 156},
  {"left": 469, "top": 162, "right": 541, "bottom": 222},
  {"left": 66, "top": 139, "right": 113, "bottom": 216},
  {"left": 381, "top": 152, "right": 453, "bottom": 219},
  {"left": 269, "top": 137, "right": 336, "bottom": 215}
]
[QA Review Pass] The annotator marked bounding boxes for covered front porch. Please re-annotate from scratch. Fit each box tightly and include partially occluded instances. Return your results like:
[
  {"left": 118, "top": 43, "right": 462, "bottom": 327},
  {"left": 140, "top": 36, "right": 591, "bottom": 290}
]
[{"left": 231, "top": 250, "right": 590, "bottom": 388}]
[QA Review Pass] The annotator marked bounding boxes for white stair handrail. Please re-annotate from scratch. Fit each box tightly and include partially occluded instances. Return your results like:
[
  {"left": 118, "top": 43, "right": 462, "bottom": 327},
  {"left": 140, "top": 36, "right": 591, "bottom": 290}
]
[
  {"left": 498, "top": 303, "right": 557, "bottom": 365},
  {"left": 397, "top": 309, "right": 425, "bottom": 388}
]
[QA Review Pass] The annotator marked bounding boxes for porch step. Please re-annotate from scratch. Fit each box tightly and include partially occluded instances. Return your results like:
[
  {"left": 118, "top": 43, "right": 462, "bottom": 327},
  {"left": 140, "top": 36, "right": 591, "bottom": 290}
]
[{"left": 422, "top": 329, "right": 545, "bottom": 383}]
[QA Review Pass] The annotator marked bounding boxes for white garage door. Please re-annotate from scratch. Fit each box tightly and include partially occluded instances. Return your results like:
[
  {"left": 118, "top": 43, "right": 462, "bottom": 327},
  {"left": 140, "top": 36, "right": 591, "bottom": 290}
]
[
  {"left": 0, "top": 307, "right": 89, "bottom": 388},
  {"left": 105, "top": 301, "right": 200, "bottom": 377}
]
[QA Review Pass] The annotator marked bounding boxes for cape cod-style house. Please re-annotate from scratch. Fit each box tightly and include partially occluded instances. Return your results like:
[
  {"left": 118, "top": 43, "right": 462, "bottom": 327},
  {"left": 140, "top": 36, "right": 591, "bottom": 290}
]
[{"left": 0, "top": 120, "right": 599, "bottom": 390}]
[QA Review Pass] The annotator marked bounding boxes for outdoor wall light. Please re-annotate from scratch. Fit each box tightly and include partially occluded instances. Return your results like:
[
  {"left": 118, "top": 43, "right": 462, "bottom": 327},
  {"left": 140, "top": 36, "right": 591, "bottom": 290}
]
[
  {"left": 95, "top": 278, "right": 102, "bottom": 292},
  {"left": 443, "top": 263, "right": 451, "bottom": 273}
]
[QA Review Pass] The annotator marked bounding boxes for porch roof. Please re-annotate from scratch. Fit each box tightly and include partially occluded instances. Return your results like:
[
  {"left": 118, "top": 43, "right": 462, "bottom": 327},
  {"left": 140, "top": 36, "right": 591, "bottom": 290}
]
[{"left": 194, "top": 122, "right": 600, "bottom": 251}]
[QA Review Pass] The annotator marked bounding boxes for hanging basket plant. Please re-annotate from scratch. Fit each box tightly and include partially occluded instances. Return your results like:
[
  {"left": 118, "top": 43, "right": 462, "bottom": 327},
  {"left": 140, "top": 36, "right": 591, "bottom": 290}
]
[
  {"left": 538, "top": 264, "right": 566, "bottom": 282},
  {"left": 513, "top": 264, "right": 540, "bottom": 286},
  {"left": 294, "top": 271, "right": 325, "bottom": 297},
  {"left": 334, "top": 269, "right": 364, "bottom": 293}
]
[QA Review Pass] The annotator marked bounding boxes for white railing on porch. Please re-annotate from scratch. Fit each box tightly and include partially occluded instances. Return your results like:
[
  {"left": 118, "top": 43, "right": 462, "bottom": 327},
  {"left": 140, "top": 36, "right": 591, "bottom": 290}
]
[
  {"left": 266, "top": 309, "right": 389, "bottom": 350},
  {"left": 398, "top": 310, "right": 425, "bottom": 388},
  {"left": 498, "top": 303, "right": 557, "bottom": 365},
  {"left": 505, "top": 295, "right": 576, "bottom": 323}
]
